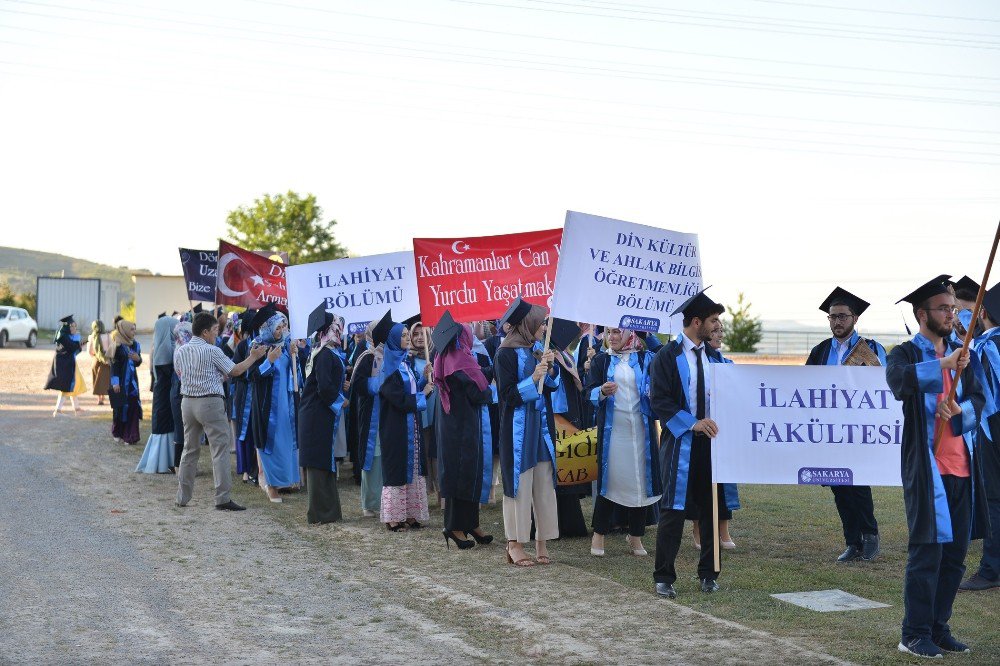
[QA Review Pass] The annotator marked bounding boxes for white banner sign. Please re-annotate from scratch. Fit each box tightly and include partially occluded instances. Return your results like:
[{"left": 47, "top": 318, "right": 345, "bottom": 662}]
[
  {"left": 285, "top": 252, "right": 420, "bottom": 338},
  {"left": 711, "top": 364, "right": 903, "bottom": 487},
  {"left": 550, "top": 211, "right": 701, "bottom": 334}
]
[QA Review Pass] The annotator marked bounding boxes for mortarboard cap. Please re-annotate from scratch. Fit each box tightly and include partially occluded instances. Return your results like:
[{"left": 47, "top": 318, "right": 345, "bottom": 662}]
[
  {"left": 307, "top": 302, "right": 334, "bottom": 337},
  {"left": 953, "top": 275, "right": 981, "bottom": 298},
  {"left": 819, "top": 287, "right": 870, "bottom": 317},
  {"left": 193, "top": 303, "right": 203, "bottom": 314},
  {"left": 171, "top": 311, "right": 179, "bottom": 317},
  {"left": 672, "top": 287, "right": 724, "bottom": 320},
  {"left": 59, "top": 314, "right": 74, "bottom": 325},
  {"left": 499, "top": 297, "right": 532, "bottom": 329},
  {"left": 548, "top": 318, "right": 581, "bottom": 352},
  {"left": 431, "top": 310, "right": 463, "bottom": 351},
  {"left": 157, "top": 312, "right": 167, "bottom": 319},
  {"left": 371, "top": 310, "right": 394, "bottom": 346},
  {"left": 402, "top": 313, "right": 422, "bottom": 330},
  {"left": 982, "top": 282, "right": 1000, "bottom": 325},
  {"left": 896, "top": 275, "right": 953, "bottom": 305},
  {"left": 249, "top": 303, "right": 277, "bottom": 333}
]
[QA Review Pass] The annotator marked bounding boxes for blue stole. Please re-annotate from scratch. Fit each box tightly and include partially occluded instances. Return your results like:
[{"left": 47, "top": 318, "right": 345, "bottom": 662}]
[{"left": 510, "top": 347, "right": 559, "bottom": 497}]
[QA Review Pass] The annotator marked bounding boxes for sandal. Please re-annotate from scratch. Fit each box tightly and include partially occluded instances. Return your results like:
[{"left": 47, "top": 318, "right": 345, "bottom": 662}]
[
  {"left": 535, "top": 555, "right": 553, "bottom": 565},
  {"left": 505, "top": 541, "right": 535, "bottom": 567},
  {"left": 386, "top": 522, "right": 408, "bottom": 532}
]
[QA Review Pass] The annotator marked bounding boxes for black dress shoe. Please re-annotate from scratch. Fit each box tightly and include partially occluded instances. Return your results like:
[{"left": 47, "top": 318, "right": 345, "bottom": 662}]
[
  {"left": 216, "top": 500, "right": 246, "bottom": 511},
  {"left": 836, "top": 545, "right": 862, "bottom": 563},
  {"left": 700, "top": 578, "right": 720, "bottom": 593},
  {"left": 861, "top": 533, "right": 880, "bottom": 561},
  {"left": 959, "top": 572, "right": 999, "bottom": 591},
  {"left": 655, "top": 582, "right": 676, "bottom": 598}
]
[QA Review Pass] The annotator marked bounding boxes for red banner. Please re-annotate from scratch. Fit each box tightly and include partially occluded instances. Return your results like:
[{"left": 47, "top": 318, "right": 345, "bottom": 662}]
[
  {"left": 215, "top": 240, "right": 289, "bottom": 312},
  {"left": 413, "top": 229, "right": 562, "bottom": 326}
]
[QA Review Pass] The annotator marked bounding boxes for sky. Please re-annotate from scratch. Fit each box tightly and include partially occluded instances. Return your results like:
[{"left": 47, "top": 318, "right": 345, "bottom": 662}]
[{"left": 1, "top": 0, "right": 998, "bottom": 333}]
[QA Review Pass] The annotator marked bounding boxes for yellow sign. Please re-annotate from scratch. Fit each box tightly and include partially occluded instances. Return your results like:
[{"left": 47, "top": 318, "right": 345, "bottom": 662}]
[{"left": 554, "top": 415, "right": 598, "bottom": 486}]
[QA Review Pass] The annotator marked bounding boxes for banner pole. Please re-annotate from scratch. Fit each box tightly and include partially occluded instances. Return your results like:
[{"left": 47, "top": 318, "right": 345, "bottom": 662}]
[
  {"left": 537, "top": 315, "right": 554, "bottom": 393},
  {"left": 712, "top": 482, "right": 721, "bottom": 573},
  {"left": 932, "top": 219, "right": 1000, "bottom": 455}
]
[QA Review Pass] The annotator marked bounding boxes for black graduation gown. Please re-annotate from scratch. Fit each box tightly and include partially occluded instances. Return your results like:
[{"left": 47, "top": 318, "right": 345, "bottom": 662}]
[
  {"left": 378, "top": 369, "right": 427, "bottom": 487},
  {"left": 44, "top": 334, "right": 81, "bottom": 391},
  {"left": 108, "top": 342, "right": 143, "bottom": 421},
  {"left": 805, "top": 336, "right": 886, "bottom": 366},
  {"left": 230, "top": 339, "right": 260, "bottom": 436},
  {"left": 249, "top": 345, "right": 306, "bottom": 451},
  {"left": 976, "top": 332, "right": 1000, "bottom": 503},
  {"left": 348, "top": 352, "right": 376, "bottom": 470},
  {"left": 495, "top": 346, "right": 560, "bottom": 498},
  {"left": 886, "top": 338, "right": 988, "bottom": 544},
  {"left": 436, "top": 371, "right": 493, "bottom": 501},
  {"left": 298, "top": 349, "right": 346, "bottom": 471}
]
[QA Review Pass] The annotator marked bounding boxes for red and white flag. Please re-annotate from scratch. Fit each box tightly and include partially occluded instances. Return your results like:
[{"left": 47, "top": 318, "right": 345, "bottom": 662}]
[{"left": 215, "top": 240, "right": 288, "bottom": 312}]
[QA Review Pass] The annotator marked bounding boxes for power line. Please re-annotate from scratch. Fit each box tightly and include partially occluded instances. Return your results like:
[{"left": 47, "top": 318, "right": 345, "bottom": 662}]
[
  {"left": 5, "top": 4, "right": 999, "bottom": 109},
  {"left": 239, "top": 0, "right": 1000, "bottom": 82},
  {"left": 445, "top": 0, "right": 1000, "bottom": 49},
  {"left": 736, "top": 0, "right": 1000, "bottom": 24}
]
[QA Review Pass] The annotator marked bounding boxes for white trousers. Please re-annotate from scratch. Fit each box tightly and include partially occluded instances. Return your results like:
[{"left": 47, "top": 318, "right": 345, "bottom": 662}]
[{"left": 503, "top": 461, "right": 559, "bottom": 543}]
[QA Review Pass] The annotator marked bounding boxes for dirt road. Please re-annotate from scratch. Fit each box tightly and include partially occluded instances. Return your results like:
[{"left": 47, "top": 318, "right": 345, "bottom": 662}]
[{"left": 0, "top": 345, "right": 848, "bottom": 664}]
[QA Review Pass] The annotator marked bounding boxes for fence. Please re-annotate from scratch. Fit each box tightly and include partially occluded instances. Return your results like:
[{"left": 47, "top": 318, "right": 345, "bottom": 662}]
[{"left": 752, "top": 329, "right": 911, "bottom": 356}]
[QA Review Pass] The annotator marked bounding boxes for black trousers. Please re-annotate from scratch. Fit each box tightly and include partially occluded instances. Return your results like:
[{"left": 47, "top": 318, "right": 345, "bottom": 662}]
[
  {"left": 653, "top": 434, "right": 718, "bottom": 584},
  {"left": 444, "top": 497, "right": 480, "bottom": 533},
  {"left": 902, "top": 475, "right": 971, "bottom": 643},
  {"left": 831, "top": 485, "right": 878, "bottom": 547},
  {"left": 592, "top": 495, "right": 647, "bottom": 537}
]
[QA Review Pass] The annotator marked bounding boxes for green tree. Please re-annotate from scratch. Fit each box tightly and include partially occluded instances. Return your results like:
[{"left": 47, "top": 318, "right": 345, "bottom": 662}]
[
  {"left": 723, "top": 292, "right": 763, "bottom": 353},
  {"left": 225, "top": 191, "right": 348, "bottom": 265}
]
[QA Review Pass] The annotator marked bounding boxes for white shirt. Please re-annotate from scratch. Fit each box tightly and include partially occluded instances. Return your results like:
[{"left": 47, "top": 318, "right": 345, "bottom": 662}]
[
  {"left": 682, "top": 334, "right": 710, "bottom": 419},
  {"left": 173, "top": 336, "right": 235, "bottom": 397}
]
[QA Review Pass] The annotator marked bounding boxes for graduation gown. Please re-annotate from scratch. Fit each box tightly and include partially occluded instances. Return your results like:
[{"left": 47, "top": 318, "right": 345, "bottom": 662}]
[
  {"left": 249, "top": 344, "right": 305, "bottom": 453},
  {"left": 298, "top": 348, "right": 346, "bottom": 472},
  {"left": 108, "top": 341, "right": 143, "bottom": 422},
  {"left": 885, "top": 334, "right": 988, "bottom": 544},
  {"left": 974, "top": 328, "right": 1000, "bottom": 501},
  {"left": 230, "top": 338, "right": 260, "bottom": 437},
  {"left": 374, "top": 366, "right": 427, "bottom": 487},
  {"left": 436, "top": 370, "right": 493, "bottom": 503},
  {"left": 495, "top": 346, "right": 560, "bottom": 498},
  {"left": 351, "top": 353, "right": 378, "bottom": 470},
  {"left": 44, "top": 334, "right": 81, "bottom": 392},
  {"left": 805, "top": 332, "right": 887, "bottom": 367},
  {"left": 648, "top": 333, "right": 740, "bottom": 512},
  {"left": 587, "top": 348, "right": 662, "bottom": 502}
]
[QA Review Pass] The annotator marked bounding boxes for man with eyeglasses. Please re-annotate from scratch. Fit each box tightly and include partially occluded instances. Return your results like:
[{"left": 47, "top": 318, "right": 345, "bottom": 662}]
[
  {"left": 806, "top": 287, "right": 887, "bottom": 563},
  {"left": 886, "top": 275, "right": 987, "bottom": 659}
]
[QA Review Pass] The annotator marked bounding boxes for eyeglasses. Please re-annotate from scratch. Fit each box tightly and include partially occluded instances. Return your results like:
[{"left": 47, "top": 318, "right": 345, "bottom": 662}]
[
  {"left": 827, "top": 314, "right": 854, "bottom": 322},
  {"left": 922, "top": 306, "right": 959, "bottom": 316}
]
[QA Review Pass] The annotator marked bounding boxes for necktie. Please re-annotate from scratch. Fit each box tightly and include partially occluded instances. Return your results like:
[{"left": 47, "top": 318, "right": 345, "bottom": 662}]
[{"left": 695, "top": 346, "right": 706, "bottom": 420}]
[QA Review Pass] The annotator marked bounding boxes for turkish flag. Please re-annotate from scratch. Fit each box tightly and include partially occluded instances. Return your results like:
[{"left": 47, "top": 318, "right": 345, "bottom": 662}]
[
  {"left": 215, "top": 240, "right": 288, "bottom": 312},
  {"left": 412, "top": 229, "right": 562, "bottom": 326}
]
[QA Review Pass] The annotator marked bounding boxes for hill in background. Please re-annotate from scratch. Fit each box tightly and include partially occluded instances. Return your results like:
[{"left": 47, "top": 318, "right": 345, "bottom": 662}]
[{"left": 0, "top": 246, "right": 152, "bottom": 303}]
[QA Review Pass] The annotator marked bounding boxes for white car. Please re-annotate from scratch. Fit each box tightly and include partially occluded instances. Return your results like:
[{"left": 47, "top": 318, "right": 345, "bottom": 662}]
[{"left": 0, "top": 306, "right": 38, "bottom": 348}]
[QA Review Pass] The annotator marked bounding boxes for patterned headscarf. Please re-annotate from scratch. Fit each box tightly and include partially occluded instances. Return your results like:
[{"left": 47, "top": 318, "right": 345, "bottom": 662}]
[
  {"left": 608, "top": 328, "right": 642, "bottom": 356},
  {"left": 254, "top": 312, "right": 288, "bottom": 346},
  {"left": 173, "top": 321, "right": 194, "bottom": 347}
]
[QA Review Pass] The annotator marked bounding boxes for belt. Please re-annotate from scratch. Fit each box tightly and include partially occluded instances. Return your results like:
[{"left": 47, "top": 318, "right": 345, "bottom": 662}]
[{"left": 183, "top": 394, "right": 224, "bottom": 399}]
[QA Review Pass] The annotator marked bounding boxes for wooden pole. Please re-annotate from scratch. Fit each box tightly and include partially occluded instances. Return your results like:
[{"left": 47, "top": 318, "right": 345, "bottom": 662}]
[
  {"left": 933, "top": 220, "right": 1000, "bottom": 455},
  {"left": 536, "top": 315, "right": 554, "bottom": 393},
  {"left": 712, "top": 482, "right": 721, "bottom": 572}
]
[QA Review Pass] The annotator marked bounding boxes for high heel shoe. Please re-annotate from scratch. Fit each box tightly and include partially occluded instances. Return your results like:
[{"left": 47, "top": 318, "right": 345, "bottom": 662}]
[
  {"left": 469, "top": 531, "right": 494, "bottom": 545},
  {"left": 263, "top": 484, "right": 282, "bottom": 503},
  {"left": 443, "top": 530, "right": 475, "bottom": 550}
]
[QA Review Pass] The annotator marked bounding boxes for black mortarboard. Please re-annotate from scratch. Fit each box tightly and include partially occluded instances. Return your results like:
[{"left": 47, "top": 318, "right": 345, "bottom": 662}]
[
  {"left": 193, "top": 303, "right": 203, "bottom": 314},
  {"left": 896, "top": 275, "right": 953, "bottom": 305},
  {"left": 953, "top": 275, "right": 981, "bottom": 298},
  {"left": 982, "top": 282, "right": 1000, "bottom": 324},
  {"left": 59, "top": 314, "right": 74, "bottom": 325},
  {"left": 431, "top": 310, "right": 463, "bottom": 351},
  {"left": 819, "top": 287, "right": 870, "bottom": 317},
  {"left": 171, "top": 311, "right": 179, "bottom": 317},
  {"left": 499, "top": 297, "right": 532, "bottom": 329},
  {"left": 548, "top": 318, "right": 581, "bottom": 352},
  {"left": 157, "top": 311, "right": 167, "bottom": 319},
  {"left": 402, "top": 313, "right": 422, "bottom": 330},
  {"left": 307, "top": 302, "right": 334, "bottom": 337},
  {"left": 671, "top": 287, "right": 724, "bottom": 319},
  {"left": 371, "top": 310, "right": 394, "bottom": 346},
  {"left": 249, "top": 303, "right": 277, "bottom": 333}
]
